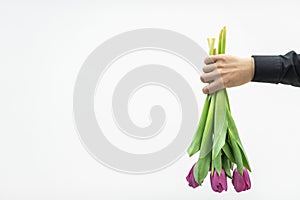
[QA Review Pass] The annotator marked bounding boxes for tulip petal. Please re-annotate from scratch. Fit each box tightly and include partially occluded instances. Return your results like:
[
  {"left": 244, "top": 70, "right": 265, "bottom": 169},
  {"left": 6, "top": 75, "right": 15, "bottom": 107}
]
[
  {"left": 220, "top": 169, "right": 228, "bottom": 191},
  {"left": 243, "top": 168, "right": 251, "bottom": 190},
  {"left": 210, "top": 169, "right": 227, "bottom": 193},
  {"left": 232, "top": 168, "right": 246, "bottom": 192},
  {"left": 186, "top": 164, "right": 200, "bottom": 188}
]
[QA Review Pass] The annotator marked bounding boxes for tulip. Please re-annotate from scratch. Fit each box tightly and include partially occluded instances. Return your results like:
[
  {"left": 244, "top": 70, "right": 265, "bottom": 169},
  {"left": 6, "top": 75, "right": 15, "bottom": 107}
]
[
  {"left": 232, "top": 168, "right": 251, "bottom": 192},
  {"left": 210, "top": 169, "right": 227, "bottom": 193},
  {"left": 186, "top": 164, "right": 200, "bottom": 188}
]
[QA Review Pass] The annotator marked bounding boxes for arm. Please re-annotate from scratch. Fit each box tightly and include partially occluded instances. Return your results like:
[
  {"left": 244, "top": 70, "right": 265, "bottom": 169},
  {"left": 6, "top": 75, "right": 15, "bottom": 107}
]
[
  {"left": 252, "top": 51, "right": 300, "bottom": 86},
  {"left": 200, "top": 51, "right": 300, "bottom": 94}
]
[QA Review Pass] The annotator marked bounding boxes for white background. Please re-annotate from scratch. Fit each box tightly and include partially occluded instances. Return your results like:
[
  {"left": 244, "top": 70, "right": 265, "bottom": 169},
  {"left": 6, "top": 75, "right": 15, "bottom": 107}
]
[{"left": 1, "top": 0, "right": 300, "bottom": 199}]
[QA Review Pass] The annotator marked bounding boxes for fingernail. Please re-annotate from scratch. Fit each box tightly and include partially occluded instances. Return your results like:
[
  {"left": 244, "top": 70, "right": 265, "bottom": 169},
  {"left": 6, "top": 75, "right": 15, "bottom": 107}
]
[
  {"left": 200, "top": 76, "right": 205, "bottom": 83},
  {"left": 202, "top": 87, "right": 208, "bottom": 94}
]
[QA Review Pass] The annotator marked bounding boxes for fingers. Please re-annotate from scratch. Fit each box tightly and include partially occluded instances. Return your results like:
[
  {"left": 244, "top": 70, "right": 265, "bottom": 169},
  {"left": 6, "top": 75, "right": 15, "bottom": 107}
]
[
  {"left": 200, "top": 69, "right": 220, "bottom": 83},
  {"left": 202, "top": 63, "right": 217, "bottom": 73},
  {"left": 201, "top": 55, "right": 227, "bottom": 94},
  {"left": 202, "top": 79, "right": 224, "bottom": 94},
  {"left": 202, "top": 55, "right": 225, "bottom": 74},
  {"left": 200, "top": 70, "right": 224, "bottom": 94},
  {"left": 204, "top": 54, "right": 226, "bottom": 65}
]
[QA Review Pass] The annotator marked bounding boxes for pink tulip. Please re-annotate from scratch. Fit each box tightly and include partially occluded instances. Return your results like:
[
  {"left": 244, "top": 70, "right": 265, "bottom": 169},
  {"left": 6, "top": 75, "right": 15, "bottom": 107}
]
[
  {"left": 186, "top": 164, "right": 200, "bottom": 188},
  {"left": 232, "top": 168, "right": 251, "bottom": 192},
  {"left": 210, "top": 169, "right": 228, "bottom": 193}
]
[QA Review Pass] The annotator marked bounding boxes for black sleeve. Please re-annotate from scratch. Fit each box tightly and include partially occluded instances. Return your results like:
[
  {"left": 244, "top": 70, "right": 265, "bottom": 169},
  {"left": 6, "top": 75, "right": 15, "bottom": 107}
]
[{"left": 251, "top": 51, "right": 300, "bottom": 86}]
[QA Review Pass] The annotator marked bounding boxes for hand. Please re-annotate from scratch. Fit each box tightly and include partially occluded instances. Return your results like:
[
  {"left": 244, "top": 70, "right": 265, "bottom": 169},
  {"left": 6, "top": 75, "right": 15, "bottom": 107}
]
[{"left": 200, "top": 55, "right": 255, "bottom": 94}]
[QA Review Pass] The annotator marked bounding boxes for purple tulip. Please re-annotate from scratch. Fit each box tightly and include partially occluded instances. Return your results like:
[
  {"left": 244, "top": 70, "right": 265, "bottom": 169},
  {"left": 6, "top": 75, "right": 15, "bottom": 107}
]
[
  {"left": 186, "top": 164, "right": 200, "bottom": 188},
  {"left": 232, "top": 168, "right": 251, "bottom": 192},
  {"left": 210, "top": 169, "right": 228, "bottom": 193}
]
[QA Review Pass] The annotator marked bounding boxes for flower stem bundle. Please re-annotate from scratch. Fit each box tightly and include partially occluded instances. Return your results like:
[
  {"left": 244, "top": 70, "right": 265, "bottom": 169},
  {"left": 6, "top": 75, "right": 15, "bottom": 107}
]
[{"left": 186, "top": 27, "right": 251, "bottom": 193}]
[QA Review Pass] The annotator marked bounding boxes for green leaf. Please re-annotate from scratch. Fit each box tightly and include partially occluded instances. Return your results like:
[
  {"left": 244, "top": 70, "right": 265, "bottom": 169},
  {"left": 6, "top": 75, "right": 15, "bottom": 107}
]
[
  {"left": 230, "top": 161, "right": 234, "bottom": 170},
  {"left": 211, "top": 159, "right": 214, "bottom": 175},
  {"left": 225, "top": 89, "right": 231, "bottom": 112},
  {"left": 187, "top": 95, "right": 211, "bottom": 157},
  {"left": 199, "top": 94, "right": 215, "bottom": 159},
  {"left": 222, "top": 141, "right": 235, "bottom": 163},
  {"left": 222, "top": 155, "right": 232, "bottom": 178},
  {"left": 214, "top": 151, "right": 222, "bottom": 175},
  {"left": 193, "top": 162, "right": 200, "bottom": 184},
  {"left": 227, "top": 108, "right": 251, "bottom": 171},
  {"left": 226, "top": 109, "right": 243, "bottom": 148},
  {"left": 196, "top": 151, "right": 212, "bottom": 184},
  {"left": 239, "top": 144, "right": 252, "bottom": 172},
  {"left": 229, "top": 133, "right": 243, "bottom": 175},
  {"left": 212, "top": 89, "right": 228, "bottom": 160}
]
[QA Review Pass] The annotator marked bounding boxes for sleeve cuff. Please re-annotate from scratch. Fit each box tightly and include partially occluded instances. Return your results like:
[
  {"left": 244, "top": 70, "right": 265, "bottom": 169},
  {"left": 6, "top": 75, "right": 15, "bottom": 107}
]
[{"left": 251, "top": 55, "right": 282, "bottom": 84}]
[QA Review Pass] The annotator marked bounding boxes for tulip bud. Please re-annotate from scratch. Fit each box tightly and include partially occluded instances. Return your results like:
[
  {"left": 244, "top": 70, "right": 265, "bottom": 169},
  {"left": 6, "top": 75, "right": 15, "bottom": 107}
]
[
  {"left": 210, "top": 169, "right": 227, "bottom": 193},
  {"left": 232, "top": 167, "right": 251, "bottom": 192},
  {"left": 186, "top": 164, "right": 200, "bottom": 188}
]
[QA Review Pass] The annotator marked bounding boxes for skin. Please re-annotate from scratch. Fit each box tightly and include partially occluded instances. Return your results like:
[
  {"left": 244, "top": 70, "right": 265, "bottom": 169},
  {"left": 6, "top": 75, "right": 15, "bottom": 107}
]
[{"left": 200, "top": 55, "right": 255, "bottom": 94}]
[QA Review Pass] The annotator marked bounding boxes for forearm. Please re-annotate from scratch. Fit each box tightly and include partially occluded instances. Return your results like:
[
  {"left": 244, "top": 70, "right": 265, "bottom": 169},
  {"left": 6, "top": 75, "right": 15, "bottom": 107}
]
[{"left": 251, "top": 51, "right": 300, "bottom": 86}]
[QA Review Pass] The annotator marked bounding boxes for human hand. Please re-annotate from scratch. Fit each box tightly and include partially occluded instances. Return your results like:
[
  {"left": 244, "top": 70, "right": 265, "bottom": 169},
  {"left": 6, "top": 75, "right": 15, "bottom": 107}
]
[{"left": 200, "top": 55, "right": 255, "bottom": 94}]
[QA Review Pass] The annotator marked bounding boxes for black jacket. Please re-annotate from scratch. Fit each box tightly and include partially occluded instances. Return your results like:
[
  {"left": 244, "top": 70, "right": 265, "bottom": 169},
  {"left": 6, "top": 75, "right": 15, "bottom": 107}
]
[{"left": 252, "top": 51, "right": 300, "bottom": 86}]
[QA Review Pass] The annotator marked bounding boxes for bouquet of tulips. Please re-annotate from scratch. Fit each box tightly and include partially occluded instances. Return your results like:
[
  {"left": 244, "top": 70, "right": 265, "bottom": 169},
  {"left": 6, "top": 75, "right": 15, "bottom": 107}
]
[{"left": 186, "top": 27, "right": 251, "bottom": 193}]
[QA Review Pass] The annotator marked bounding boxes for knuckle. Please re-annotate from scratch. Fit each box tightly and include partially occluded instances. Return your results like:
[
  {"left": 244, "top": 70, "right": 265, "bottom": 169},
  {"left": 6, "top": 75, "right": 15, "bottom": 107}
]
[
  {"left": 223, "top": 78, "right": 230, "bottom": 87},
  {"left": 220, "top": 70, "right": 228, "bottom": 76},
  {"left": 223, "top": 55, "right": 230, "bottom": 61},
  {"left": 216, "top": 62, "right": 225, "bottom": 69},
  {"left": 220, "top": 55, "right": 226, "bottom": 60},
  {"left": 218, "top": 55, "right": 226, "bottom": 61},
  {"left": 216, "top": 68, "right": 225, "bottom": 75},
  {"left": 217, "top": 68, "right": 222, "bottom": 74}
]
